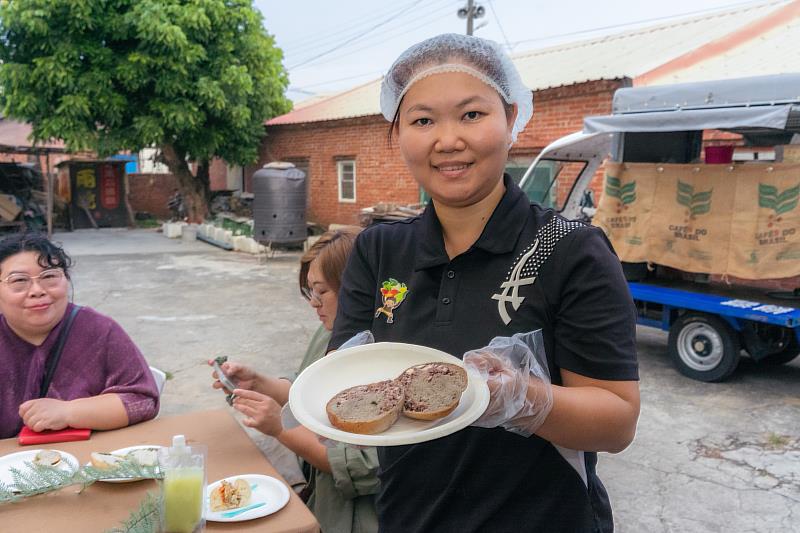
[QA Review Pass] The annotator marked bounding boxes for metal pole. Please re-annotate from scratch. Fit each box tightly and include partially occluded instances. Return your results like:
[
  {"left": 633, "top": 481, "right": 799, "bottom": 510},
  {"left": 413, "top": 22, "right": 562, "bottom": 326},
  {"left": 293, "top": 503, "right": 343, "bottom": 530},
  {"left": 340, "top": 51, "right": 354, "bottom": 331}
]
[
  {"left": 46, "top": 151, "right": 53, "bottom": 238},
  {"left": 466, "top": 0, "right": 474, "bottom": 35}
]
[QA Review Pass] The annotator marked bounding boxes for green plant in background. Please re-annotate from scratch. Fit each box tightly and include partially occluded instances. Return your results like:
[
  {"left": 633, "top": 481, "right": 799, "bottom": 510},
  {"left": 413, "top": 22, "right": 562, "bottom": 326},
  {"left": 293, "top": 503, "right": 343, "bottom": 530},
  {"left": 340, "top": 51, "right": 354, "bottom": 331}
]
[
  {"left": 677, "top": 181, "right": 712, "bottom": 218},
  {"left": 0, "top": 0, "right": 292, "bottom": 222},
  {"left": 765, "top": 432, "right": 790, "bottom": 448},
  {"left": 136, "top": 218, "right": 162, "bottom": 229}
]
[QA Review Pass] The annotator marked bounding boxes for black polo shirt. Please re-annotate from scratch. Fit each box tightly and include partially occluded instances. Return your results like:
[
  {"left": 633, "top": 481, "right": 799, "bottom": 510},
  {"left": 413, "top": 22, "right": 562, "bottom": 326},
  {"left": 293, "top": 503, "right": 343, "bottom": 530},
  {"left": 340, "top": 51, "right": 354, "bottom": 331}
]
[{"left": 330, "top": 175, "right": 638, "bottom": 533}]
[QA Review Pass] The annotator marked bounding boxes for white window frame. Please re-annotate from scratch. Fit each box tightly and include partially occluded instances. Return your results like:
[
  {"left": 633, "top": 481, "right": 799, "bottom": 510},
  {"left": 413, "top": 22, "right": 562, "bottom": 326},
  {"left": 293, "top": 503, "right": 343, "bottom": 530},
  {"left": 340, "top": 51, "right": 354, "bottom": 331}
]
[{"left": 337, "top": 160, "right": 356, "bottom": 203}]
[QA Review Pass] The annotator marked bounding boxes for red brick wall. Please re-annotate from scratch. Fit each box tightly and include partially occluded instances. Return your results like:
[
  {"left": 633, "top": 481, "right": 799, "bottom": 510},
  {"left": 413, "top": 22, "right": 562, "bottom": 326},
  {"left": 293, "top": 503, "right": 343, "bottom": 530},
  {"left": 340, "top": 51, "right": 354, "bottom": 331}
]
[
  {"left": 128, "top": 173, "right": 179, "bottom": 219},
  {"left": 209, "top": 158, "right": 228, "bottom": 191},
  {"left": 260, "top": 79, "right": 626, "bottom": 228},
  {"left": 258, "top": 116, "right": 418, "bottom": 227}
]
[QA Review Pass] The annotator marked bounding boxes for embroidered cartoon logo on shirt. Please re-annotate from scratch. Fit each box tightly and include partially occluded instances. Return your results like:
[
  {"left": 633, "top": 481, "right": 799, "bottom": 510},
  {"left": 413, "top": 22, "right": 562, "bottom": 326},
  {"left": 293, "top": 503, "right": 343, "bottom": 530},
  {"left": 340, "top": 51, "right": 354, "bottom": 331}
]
[{"left": 375, "top": 278, "right": 408, "bottom": 324}]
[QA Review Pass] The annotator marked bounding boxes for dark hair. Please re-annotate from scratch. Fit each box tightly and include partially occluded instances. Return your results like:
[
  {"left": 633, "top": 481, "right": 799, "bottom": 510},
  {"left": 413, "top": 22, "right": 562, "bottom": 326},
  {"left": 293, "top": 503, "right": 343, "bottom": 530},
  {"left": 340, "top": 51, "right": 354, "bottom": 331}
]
[
  {"left": 299, "top": 227, "right": 360, "bottom": 297},
  {"left": 0, "top": 232, "right": 73, "bottom": 278}
]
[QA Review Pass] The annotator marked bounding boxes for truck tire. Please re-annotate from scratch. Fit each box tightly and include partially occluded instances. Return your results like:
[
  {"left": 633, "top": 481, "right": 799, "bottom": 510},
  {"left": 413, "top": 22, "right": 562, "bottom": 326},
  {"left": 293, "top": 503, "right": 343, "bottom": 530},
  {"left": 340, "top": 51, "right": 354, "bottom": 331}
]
[
  {"left": 668, "top": 313, "right": 740, "bottom": 382},
  {"left": 758, "top": 332, "right": 800, "bottom": 365}
]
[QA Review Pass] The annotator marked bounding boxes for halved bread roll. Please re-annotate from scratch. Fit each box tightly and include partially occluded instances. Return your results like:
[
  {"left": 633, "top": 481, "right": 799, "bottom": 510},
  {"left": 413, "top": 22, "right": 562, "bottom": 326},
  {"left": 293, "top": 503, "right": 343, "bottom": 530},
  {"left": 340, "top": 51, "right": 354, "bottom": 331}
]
[
  {"left": 33, "top": 450, "right": 62, "bottom": 466},
  {"left": 326, "top": 379, "right": 405, "bottom": 434},
  {"left": 90, "top": 452, "right": 126, "bottom": 470},
  {"left": 397, "top": 362, "right": 468, "bottom": 421}
]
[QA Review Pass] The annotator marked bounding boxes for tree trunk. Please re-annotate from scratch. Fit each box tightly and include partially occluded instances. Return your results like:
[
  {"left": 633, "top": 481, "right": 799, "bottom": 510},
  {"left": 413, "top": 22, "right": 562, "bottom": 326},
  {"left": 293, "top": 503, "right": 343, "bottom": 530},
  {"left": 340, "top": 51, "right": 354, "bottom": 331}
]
[{"left": 160, "top": 143, "right": 209, "bottom": 223}]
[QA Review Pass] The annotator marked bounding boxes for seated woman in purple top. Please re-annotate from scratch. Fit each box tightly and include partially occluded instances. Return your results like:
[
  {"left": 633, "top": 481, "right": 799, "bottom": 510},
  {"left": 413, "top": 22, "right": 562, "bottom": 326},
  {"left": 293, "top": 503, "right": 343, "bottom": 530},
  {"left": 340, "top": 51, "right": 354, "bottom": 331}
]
[{"left": 0, "top": 233, "right": 159, "bottom": 439}]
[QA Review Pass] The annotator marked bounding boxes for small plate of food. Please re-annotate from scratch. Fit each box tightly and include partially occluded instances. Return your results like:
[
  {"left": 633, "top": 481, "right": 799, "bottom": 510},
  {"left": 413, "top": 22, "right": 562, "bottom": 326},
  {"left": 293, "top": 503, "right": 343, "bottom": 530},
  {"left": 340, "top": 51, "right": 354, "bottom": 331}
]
[
  {"left": 87, "top": 445, "right": 162, "bottom": 483},
  {"left": 289, "top": 342, "right": 490, "bottom": 446},
  {"left": 206, "top": 474, "right": 290, "bottom": 522},
  {"left": 0, "top": 449, "right": 79, "bottom": 490}
]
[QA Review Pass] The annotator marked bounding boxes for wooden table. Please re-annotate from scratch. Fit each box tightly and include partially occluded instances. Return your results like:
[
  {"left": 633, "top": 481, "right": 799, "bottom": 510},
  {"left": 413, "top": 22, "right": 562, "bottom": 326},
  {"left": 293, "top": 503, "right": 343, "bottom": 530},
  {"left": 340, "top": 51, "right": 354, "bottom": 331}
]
[{"left": 0, "top": 409, "right": 319, "bottom": 533}]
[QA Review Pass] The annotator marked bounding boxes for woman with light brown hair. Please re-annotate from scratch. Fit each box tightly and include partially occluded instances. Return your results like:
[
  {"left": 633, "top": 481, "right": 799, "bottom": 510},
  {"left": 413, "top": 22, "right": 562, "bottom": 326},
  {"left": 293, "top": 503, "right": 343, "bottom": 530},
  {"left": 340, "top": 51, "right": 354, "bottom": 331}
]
[{"left": 210, "top": 226, "right": 378, "bottom": 533}]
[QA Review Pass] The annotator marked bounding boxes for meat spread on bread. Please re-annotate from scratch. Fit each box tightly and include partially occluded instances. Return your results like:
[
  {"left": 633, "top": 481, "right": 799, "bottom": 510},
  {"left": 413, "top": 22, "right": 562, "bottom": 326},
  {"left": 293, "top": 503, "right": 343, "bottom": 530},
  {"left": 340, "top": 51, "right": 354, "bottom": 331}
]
[
  {"left": 397, "top": 362, "right": 468, "bottom": 421},
  {"left": 326, "top": 362, "right": 468, "bottom": 434},
  {"left": 326, "top": 379, "right": 405, "bottom": 434}
]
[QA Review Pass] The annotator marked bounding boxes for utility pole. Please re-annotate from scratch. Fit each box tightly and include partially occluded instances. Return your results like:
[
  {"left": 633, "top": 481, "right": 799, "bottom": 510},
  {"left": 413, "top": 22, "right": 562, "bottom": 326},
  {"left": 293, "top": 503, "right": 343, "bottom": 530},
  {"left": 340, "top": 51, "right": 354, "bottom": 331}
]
[{"left": 458, "top": 1, "right": 485, "bottom": 36}]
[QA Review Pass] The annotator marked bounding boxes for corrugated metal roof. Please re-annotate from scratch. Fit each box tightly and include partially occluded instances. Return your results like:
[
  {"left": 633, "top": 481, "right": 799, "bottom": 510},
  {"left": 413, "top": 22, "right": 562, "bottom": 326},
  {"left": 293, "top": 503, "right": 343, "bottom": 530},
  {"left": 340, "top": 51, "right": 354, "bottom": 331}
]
[
  {"left": 267, "top": 78, "right": 382, "bottom": 125},
  {"left": 266, "top": 0, "right": 796, "bottom": 126},
  {"left": 643, "top": 14, "right": 800, "bottom": 85},
  {"left": 513, "top": 0, "right": 791, "bottom": 90}
]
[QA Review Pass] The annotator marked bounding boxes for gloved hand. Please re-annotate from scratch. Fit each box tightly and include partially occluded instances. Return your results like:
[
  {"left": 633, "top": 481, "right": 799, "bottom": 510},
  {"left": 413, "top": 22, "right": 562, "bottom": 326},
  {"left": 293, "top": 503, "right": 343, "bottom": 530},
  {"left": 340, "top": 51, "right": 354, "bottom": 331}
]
[
  {"left": 337, "top": 330, "right": 375, "bottom": 350},
  {"left": 464, "top": 330, "right": 553, "bottom": 438}
]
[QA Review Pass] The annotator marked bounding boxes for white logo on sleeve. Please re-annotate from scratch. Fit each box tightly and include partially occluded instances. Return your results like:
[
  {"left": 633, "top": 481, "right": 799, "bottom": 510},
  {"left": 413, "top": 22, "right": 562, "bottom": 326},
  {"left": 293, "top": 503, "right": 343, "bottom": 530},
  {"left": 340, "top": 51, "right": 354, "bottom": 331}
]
[
  {"left": 491, "top": 216, "right": 584, "bottom": 325},
  {"left": 492, "top": 239, "right": 539, "bottom": 325}
]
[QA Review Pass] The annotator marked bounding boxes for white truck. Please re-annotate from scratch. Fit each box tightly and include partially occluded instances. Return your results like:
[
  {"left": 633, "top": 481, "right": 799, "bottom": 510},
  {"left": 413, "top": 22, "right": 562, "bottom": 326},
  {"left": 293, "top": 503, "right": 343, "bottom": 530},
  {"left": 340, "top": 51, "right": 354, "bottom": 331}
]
[{"left": 519, "top": 74, "right": 800, "bottom": 382}]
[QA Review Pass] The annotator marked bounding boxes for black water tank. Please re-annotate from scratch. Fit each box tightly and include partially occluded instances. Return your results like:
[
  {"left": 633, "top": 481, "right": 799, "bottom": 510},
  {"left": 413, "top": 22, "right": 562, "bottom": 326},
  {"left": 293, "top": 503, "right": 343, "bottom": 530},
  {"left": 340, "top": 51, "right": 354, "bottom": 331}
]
[{"left": 252, "top": 162, "right": 306, "bottom": 245}]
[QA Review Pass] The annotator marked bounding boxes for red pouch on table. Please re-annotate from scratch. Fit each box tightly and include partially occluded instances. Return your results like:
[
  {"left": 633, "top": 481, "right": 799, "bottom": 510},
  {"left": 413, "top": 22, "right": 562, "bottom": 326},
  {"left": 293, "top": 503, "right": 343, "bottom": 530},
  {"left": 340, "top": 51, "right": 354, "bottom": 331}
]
[{"left": 17, "top": 426, "right": 91, "bottom": 445}]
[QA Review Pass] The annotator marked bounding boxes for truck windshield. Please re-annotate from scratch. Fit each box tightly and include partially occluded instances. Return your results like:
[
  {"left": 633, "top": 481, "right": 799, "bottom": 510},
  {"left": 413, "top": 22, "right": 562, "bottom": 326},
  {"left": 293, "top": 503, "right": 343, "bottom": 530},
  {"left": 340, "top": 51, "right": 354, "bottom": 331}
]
[{"left": 520, "top": 159, "right": 588, "bottom": 210}]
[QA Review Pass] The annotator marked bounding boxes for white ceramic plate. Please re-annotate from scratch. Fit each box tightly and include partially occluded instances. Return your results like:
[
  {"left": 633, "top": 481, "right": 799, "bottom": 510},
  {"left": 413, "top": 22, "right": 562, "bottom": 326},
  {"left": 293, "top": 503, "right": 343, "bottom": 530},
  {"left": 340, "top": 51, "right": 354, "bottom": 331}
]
[
  {"left": 0, "top": 449, "right": 79, "bottom": 490},
  {"left": 289, "top": 342, "right": 490, "bottom": 446},
  {"left": 87, "top": 445, "right": 162, "bottom": 483},
  {"left": 206, "top": 474, "right": 290, "bottom": 522}
]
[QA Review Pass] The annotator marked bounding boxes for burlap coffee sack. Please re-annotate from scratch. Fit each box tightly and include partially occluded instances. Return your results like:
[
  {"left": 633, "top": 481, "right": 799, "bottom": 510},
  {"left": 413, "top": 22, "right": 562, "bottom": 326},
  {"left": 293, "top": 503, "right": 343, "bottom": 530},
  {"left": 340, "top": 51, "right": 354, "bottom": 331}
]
[
  {"left": 727, "top": 163, "right": 800, "bottom": 279},
  {"left": 593, "top": 162, "right": 657, "bottom": 262},
  {"left": 647, "top": 164, "right": 736, "bottom": 274}
]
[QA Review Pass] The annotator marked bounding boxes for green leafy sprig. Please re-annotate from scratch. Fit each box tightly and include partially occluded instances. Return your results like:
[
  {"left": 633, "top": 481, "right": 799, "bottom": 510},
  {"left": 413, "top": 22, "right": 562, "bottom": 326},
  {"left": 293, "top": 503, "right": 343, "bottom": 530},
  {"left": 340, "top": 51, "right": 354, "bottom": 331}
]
[
  {"left": 0, "top": 458, "right": 162, "bottom": 504},
  {"left": 106, "top": 492, "right": 162, "bottom": 533}
]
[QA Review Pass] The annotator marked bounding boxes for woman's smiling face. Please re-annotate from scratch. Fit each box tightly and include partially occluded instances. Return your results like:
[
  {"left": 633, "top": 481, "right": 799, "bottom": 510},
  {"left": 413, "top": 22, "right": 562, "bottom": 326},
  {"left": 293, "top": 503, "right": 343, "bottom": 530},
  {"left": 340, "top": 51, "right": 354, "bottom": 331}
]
[
  {"left": 396, "top": 70, "right": 517, "bottom": 208},
  {"left": 0, "top": 251, "right": 69, "bottom": 343}
]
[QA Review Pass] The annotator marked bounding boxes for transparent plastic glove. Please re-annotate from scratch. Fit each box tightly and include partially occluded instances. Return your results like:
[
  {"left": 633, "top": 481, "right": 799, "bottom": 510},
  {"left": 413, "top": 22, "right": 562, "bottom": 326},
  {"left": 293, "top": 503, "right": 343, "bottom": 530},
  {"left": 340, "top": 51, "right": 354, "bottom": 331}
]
[
  {"left": 338, "top": 330, "right": 375, "bottom": 350},
  {"left": 464, "top": 330, "right": 553, "bottom": 437}
]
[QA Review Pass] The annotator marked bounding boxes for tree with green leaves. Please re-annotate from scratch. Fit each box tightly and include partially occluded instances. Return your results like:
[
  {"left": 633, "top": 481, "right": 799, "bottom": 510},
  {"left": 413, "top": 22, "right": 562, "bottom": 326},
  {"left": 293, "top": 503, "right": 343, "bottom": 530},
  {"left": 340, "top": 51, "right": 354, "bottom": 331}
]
[{"left": 0, "top": 0, "right": 291, "bottom": 221}]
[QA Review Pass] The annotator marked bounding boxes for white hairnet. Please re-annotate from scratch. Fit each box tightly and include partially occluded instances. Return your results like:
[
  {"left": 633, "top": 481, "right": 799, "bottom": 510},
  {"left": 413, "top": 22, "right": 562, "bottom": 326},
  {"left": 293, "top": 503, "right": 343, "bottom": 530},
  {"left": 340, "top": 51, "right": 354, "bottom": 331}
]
[{"left": 380, "top": 33, "right": 533, "bottom": 142}]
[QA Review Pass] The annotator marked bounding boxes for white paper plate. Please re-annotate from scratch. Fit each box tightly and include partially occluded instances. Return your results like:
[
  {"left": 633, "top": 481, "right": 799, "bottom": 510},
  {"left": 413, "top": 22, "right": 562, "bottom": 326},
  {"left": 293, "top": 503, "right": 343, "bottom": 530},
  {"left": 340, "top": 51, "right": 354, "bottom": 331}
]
[
  {"left": 0, "top": 449, "right": 79, "bottom": 489},
  {"left": 87, "top": 445, "right": 162, "bottom": 483},
  {"left": 289, "top": 342, "right": 490, "bottom": 446},
  {"left": 206, "top": 474, "right": 290, "bottom": 522}
]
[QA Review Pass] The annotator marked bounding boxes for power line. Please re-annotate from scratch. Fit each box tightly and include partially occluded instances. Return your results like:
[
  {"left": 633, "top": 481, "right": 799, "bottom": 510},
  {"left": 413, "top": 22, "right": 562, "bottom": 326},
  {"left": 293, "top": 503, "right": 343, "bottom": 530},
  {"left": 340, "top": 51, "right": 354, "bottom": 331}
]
[
  {"left": 486, "top": 0, "right": 512, "bottom": 50},
  {"left": 285, "top": 0, "right": 455, "bottom": 66},
  {"left": 288, "top": 0, "right": 430, "bottom": 70},
  {"left": 280, "top": 0, "right": 446, "bottom": 57},
  {"left": 290, "top": 2, "right": 457, "bottom": 71},
  {"left": 290, "top": 70, "right": 384, "bottom": 92}
]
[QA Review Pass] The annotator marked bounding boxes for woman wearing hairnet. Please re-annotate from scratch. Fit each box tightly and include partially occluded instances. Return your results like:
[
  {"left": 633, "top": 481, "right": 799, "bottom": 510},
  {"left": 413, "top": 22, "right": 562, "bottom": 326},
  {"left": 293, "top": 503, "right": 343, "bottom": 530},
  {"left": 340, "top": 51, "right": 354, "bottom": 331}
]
[{"left": 329, "top": 34, "right": 640, "bottom": 532}]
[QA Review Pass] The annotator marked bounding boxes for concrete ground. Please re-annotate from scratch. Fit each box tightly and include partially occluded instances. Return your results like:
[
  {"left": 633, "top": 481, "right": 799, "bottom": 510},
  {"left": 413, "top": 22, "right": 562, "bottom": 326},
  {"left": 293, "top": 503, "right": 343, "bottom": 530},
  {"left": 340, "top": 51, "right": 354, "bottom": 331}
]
[{"left": 54, "top": 228, "right": 799, "bottom": 532}]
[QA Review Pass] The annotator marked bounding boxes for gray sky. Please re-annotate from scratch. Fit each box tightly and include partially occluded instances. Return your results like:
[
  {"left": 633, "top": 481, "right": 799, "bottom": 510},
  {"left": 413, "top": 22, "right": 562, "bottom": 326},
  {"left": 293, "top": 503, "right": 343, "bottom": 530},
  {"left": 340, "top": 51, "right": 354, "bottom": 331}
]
[{"left": 253, "top": 0, "right": 767, "bottom": 102}]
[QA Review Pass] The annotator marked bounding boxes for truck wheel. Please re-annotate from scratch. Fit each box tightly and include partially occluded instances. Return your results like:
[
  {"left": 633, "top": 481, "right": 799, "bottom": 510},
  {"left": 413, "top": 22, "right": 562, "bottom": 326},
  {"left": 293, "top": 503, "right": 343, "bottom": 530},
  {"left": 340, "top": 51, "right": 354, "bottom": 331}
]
[
  {"left": 758, "top": 332, "right": 799, "bottom": 365},
  {"left": 668, "top": 314, "right": 740, "bottom": 382}
]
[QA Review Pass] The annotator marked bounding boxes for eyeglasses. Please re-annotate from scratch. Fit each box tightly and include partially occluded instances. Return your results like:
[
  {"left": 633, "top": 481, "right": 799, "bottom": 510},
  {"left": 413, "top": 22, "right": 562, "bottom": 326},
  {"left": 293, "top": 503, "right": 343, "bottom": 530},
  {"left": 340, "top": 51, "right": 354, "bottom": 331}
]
[
  {"left": 301, "top": 286, "right": 324, "bottom": 305},
  {"left": 0, "top": 269, "right": 66, "bottom": 294}
]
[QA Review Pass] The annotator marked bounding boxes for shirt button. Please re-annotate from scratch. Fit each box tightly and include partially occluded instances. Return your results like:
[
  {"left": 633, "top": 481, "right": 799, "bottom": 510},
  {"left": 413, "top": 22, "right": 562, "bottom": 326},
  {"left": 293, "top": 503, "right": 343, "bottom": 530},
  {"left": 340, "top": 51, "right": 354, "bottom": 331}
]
[
  {"left": 447, "top": 270, "right": 455, "bottom": 279},
  {"left": 442, "top": 297, "right": 451, "bottom": 305}
]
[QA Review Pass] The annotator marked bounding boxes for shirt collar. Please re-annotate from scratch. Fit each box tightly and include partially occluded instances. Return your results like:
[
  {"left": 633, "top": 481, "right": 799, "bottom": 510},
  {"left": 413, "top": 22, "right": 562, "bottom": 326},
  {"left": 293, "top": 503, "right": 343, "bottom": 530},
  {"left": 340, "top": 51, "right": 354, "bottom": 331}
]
[{"left": 413, "top": 174, "right": 530, "bottom": 270}]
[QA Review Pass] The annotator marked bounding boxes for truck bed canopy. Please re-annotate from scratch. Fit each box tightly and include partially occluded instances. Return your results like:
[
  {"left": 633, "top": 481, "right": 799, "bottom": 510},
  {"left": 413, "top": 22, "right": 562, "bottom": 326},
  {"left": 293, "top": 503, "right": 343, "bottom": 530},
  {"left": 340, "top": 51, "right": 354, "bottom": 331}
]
[{"left": 583, "top": 73, "right": 800, "bottom": 134}]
